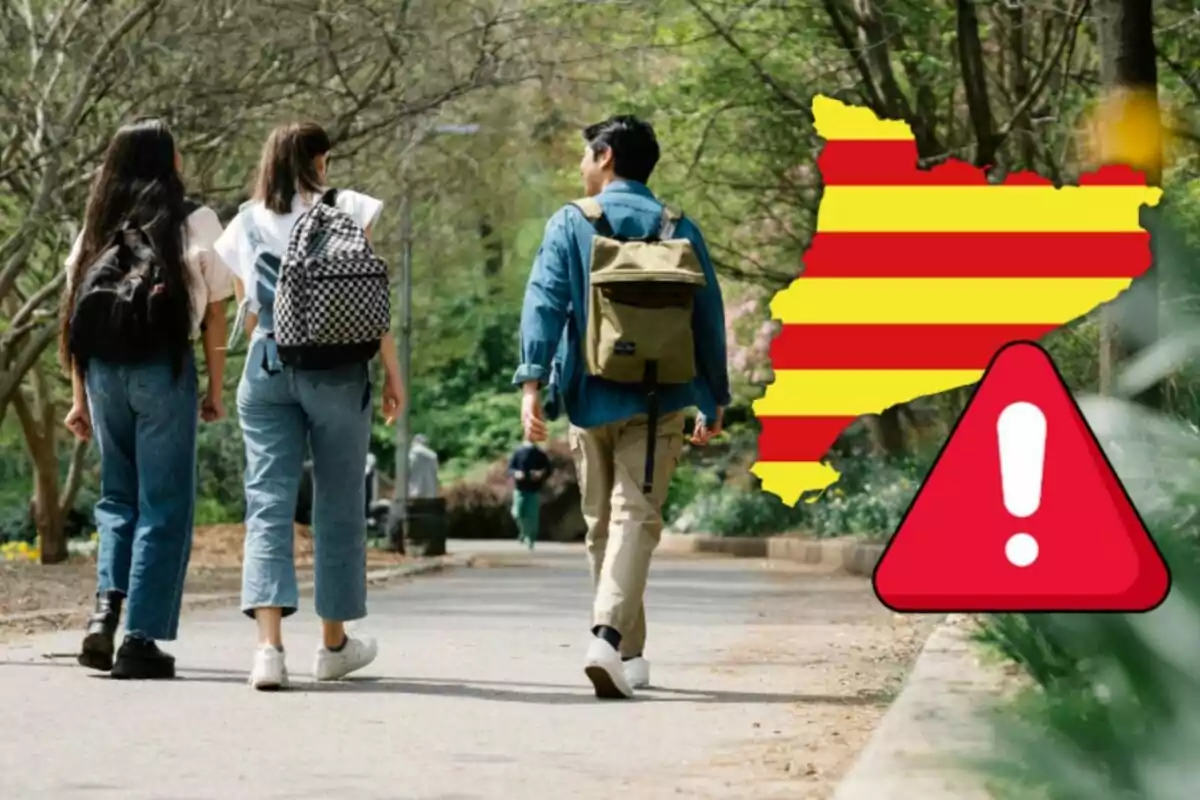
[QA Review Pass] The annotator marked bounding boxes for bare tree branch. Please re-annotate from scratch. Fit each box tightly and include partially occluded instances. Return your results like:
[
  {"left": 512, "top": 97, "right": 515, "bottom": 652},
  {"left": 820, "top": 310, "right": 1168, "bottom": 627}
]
[{"left": 683, "top": 0, "right": 811, "bottom": 116}]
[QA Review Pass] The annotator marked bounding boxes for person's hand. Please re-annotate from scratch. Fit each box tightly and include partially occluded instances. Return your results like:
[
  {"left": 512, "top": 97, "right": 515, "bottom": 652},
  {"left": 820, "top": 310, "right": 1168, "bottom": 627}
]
[
  {"left": 64, "top": 403, "right": 92, "bottom": 442},
  {"left": 382, "top": 372, "right": 406, "bottom": 425},
  {"left": 521, "top": 384, "right": 547, "bottom": 443},
  {"left": 200, "top": 386, "right": 225, "bottom": 423},
  {"left": 691, "top": 407, "right": 724, "bottom": 446}
]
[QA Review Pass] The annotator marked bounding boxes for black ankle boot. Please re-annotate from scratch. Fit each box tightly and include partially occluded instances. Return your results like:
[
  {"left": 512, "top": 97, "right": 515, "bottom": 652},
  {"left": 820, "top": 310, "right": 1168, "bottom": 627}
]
[
  {"left": 111, "top": 636, "right": 176, "bottom": 680},
  {"left": 78, "top": 591, "right": 123, "bottom": 672}
]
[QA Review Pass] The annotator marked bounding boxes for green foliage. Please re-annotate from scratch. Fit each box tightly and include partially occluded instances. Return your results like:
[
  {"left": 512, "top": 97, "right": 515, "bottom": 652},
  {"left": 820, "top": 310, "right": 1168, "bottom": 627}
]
[
  {"left": 793, "top": 425, "right": 935, "bottom": 538},
  {"left": 0, "top": 503, "right": 35, "bottom": 545},
  {"left": 663, "top": 460, "right": 722, "bottom": 524},
  {"left": 0, "top": 425, "right": 32, "bottom": 522},
  {"left": 404, "top": 390, "right": 520, "bottom": 465},
  {"left": 972, "top": 614, "right": 1080, "bottom": 690},
  {"left": 195, "top": 415, "right": 248, "bottom": 525},
  {"left": 976, "top": 531, "right": 1200, "bottom": 800},
  {"left": 666, "top": 419, "right": 934, "bottom": 538},
  {"left": 803, "top": 478, "right": 919, "bottom": 540},
  {"left": 669, "top": 481, "right": 808, "bottom": 537}
]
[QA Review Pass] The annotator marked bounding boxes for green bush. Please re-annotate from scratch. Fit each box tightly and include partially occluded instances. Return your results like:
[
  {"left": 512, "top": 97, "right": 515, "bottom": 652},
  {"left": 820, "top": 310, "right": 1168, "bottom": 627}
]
[
  {"left": 663, "top": 420, "right": 935, "bottom": 538},
  {"left": 662, "top": 460, "right": 721, "bottom": 524},
  {"left": 195, "top": 415, "right": 247, "bottom": 525},
  {"left": 799, "top": 424, "right": 935, "bottom": 538},
  {"left": 669, "top": 483, "right": 809, "bottom": 537},
  {"left": 0, "top": 504, "right": 35, "bottom": 545},
  {"left": 803, "top": 473, "right": 920, "bottom": 539}
]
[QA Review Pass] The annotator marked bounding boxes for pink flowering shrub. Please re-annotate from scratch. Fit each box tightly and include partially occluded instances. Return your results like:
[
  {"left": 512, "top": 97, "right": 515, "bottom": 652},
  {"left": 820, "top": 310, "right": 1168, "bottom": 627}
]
[{"left": 724, "top": 287, "right": 777, "bottom": 401}]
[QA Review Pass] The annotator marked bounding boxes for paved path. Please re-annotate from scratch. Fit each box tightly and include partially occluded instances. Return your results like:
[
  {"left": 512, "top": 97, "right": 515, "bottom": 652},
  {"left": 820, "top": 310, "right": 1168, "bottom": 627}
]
[{"left": 0, "top": 543, "right": 931, "bottom": 800}]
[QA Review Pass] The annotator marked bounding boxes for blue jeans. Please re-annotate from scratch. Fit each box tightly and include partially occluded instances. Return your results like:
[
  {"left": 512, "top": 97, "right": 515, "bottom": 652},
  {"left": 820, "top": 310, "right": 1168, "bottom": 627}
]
[
  {"left": 87, "top": 356, "right": 198, "bottom": 641},
  {"left": 238, "top": 336, "right": 372, "bottom": 621}
]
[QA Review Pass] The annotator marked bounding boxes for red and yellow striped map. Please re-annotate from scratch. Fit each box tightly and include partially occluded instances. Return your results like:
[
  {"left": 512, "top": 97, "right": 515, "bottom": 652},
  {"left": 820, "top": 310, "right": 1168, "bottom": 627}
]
[{"left": 752, "top": 96, "right": 1163, "bottom": 506}]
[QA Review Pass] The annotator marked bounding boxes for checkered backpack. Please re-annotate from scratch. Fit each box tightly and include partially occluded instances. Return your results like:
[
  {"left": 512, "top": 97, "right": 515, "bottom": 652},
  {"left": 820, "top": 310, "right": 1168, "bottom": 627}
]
[{"left": 274, "top": 189, "right": 391, "bottom": 369}]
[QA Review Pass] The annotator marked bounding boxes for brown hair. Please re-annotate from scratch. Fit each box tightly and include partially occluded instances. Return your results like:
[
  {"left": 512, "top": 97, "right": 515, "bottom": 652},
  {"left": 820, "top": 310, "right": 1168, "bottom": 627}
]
[{"left": 252, "top": 122, "right": 332, "bottom": 214}]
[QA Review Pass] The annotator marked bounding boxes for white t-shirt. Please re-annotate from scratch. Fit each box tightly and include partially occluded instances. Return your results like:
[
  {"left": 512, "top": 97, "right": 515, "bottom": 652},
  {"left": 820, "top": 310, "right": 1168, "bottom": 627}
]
[
  {"left": 213, "top": 188, "right": 383, "bottom": 296},
  {"left": 66, "top": 205, "right": 235, "bottom": 339}
]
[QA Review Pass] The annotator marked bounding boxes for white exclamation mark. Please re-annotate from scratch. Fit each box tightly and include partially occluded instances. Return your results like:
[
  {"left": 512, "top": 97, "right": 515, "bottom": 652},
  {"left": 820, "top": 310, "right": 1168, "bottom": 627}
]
[{"left": 997, "top": 401, "right": 1047, "bottom": 568}]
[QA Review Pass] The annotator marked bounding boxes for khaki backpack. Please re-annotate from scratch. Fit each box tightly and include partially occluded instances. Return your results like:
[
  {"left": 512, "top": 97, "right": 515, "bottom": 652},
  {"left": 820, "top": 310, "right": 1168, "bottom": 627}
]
[{"left": 572, "top": 196, "right": 708, "bottom": 494}]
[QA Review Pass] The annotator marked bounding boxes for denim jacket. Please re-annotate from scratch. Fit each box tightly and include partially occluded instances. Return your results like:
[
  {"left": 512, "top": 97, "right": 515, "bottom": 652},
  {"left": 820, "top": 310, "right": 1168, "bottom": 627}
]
[{"left": 512, "top": 180, "right": 731, "bottom": 429}]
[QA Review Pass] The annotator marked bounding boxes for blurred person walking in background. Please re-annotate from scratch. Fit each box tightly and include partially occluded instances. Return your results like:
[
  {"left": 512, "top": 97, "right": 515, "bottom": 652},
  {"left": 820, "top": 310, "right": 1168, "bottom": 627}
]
[
  {"left": 508, "top": 441, "right": 553, "bottom": 550},
  {"left": 409, "top": 434, "right": 440, "bottom": 500}
]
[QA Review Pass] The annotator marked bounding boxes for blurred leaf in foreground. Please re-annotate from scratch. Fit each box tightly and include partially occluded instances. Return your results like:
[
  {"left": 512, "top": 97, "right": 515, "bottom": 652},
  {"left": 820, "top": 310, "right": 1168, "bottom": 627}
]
[{"left": 975, "top": 203, "right": 1200, "bottom": 799}]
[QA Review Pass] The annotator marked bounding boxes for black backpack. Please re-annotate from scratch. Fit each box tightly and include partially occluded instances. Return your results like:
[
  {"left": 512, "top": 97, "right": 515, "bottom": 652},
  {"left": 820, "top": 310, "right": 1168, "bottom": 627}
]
[{"left": 68, "top": 201, "right": 199, "bottom": 369}]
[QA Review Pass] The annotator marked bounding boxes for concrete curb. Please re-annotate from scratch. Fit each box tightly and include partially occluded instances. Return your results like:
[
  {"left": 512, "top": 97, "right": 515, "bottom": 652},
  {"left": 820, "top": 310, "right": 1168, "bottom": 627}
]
[
  {"left": 831, "top": 615, "right": 1001, "bottom": 800},
  {"left": 659, "top": 532, "right": 886, "bottom": 576},
  {"left": 0, "top": 554, "right": 474, "bottom": 626}
]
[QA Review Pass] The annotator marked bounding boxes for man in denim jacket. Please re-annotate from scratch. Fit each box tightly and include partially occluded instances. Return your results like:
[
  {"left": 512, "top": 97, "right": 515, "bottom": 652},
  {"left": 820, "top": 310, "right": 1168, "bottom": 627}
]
[{"left": 513, "top": 116, "right": 731, "bottom": 698}]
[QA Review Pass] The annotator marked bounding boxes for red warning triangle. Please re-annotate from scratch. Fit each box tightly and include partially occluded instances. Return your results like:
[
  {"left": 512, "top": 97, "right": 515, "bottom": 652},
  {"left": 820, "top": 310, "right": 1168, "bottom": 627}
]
[{"left": 874, "top": 340, "right": 1170, "bottom": 613}]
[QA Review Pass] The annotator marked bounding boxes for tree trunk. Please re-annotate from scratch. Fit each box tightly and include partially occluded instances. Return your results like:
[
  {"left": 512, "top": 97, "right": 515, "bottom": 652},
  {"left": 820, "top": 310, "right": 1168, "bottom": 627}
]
[
  {"left": 868, "top": 407, "right": 907, "bottom": 458},
  {"left": 1098, "top": 317, "right": 1116, "bottom": 395},
  {"left": 11, "top": 364, "right": 70, "bottom": 564},
  {"left": 957, "top": 0, "right": 997, "bottom": 167},
  {"left": 32, "top": 454, "right": 66, "bottom": 563},
  {"left": 1093, "top": 0, "right": 1163, "bottom": 406},
  {"left": 1007, "top": 3, "right": 1037, "bottom": 169}
]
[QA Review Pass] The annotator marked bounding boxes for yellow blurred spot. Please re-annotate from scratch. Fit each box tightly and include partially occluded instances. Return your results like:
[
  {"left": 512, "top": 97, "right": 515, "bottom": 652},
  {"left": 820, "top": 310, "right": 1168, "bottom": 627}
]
[{"left": 1083, "top": 88, "right": 1166, "bottom": 180}]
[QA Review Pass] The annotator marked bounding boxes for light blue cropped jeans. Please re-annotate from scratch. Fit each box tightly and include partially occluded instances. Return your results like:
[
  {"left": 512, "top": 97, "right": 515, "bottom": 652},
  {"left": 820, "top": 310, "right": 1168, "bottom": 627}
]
[{"left": 237, "top": 335, "right": 372, "bottom": 621}]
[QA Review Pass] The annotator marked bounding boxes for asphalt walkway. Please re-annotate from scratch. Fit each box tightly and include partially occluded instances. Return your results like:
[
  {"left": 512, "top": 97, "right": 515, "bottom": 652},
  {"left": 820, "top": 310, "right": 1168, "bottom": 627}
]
[{"left": 0, "top": 542, "right": 927, "bottom": 799}]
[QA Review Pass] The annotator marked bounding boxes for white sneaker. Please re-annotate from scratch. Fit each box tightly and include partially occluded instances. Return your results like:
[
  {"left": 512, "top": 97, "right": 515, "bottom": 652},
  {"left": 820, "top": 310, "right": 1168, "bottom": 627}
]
[
  {"left": 624, "top": 656, "right": 651, "bottom": 689},
  {"left": 249, "top": 645, "right": 288, "bottom": 691},
  {"left": 584, "top": 637, "right": 634, "bottom": 699},
  {"left": 313, "top": 634, "right": 378, "bottom": 681}
]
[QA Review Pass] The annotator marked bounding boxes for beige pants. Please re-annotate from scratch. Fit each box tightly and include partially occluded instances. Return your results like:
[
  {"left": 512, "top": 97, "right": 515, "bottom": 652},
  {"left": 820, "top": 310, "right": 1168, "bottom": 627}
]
[{"left": 569, "top": 410, "right": 686, "bottom": 658}]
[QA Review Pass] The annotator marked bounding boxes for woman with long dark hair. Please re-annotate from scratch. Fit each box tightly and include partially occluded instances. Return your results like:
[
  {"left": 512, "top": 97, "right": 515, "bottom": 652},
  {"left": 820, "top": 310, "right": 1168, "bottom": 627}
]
[
  {"left": 61, "top": 118, "right": 234, "bottom": 679},
  {"left": 215, "top": 121, "right": 404, "bottom": 690}
]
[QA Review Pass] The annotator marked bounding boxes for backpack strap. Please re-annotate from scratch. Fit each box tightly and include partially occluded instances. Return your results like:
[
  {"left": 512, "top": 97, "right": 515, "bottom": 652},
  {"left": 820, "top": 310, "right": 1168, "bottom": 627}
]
[
  {"left": 227, "top": 208, "right": 270, "bottom": 352},
  {"left": 284, "top": 193, "right": 328, "bottom": 269},
  {"left": 658, "top": 205, "right": 684, "bottom": 240},
  {"left": 570, "top": 197, "right": 614, "bottom": 238},
  {"left": 571, "top": 197, "right": 603, "bottom": 220},
  {"left": 642, "top": 361, "right": 660, "bottom": 496}
]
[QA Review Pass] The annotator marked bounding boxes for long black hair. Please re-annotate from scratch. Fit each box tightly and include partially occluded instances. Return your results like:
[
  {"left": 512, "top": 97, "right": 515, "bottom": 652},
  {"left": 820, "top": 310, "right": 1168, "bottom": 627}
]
[
  {"left": 60, "top": 118, "right": 193, "bottom": 373},
  {"left": 253, "top": 121, "right": 332, "bottom": 214}
]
